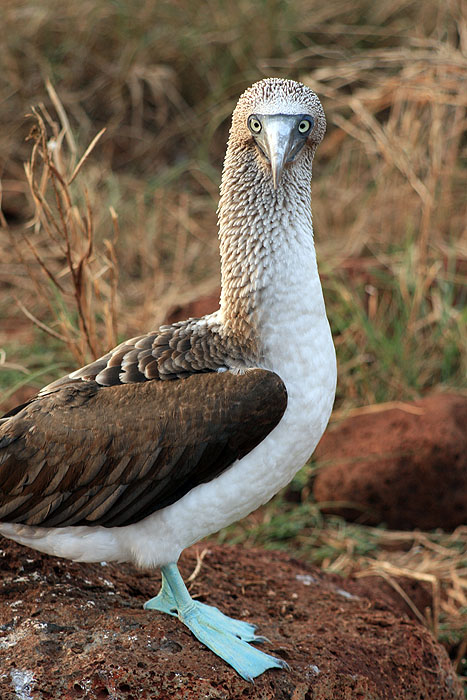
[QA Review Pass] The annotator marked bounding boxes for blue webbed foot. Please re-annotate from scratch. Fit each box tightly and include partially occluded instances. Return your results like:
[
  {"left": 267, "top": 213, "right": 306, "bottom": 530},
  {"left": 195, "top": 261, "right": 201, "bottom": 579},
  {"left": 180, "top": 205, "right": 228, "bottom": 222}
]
[
  {"left": 144, "top": 563, "right": 288, "bottom": 681},
  {"left": 180, "top": 602, "right": 288, "bottom": 681},
  {"left": 145, "top": 588, "right": 263, "bottom": 642}
]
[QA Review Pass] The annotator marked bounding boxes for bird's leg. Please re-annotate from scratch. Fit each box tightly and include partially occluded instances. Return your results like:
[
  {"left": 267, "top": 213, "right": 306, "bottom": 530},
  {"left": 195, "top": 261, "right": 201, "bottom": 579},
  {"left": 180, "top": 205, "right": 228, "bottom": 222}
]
[
  {"left": 144, "top": 564, "right": 259, "bottom": 638},
  {"left": 144, "top": 563, "right": 288, "bottom": 682},
  {"left": 143, "top": 566, "right": 179, "bottom": 616}
]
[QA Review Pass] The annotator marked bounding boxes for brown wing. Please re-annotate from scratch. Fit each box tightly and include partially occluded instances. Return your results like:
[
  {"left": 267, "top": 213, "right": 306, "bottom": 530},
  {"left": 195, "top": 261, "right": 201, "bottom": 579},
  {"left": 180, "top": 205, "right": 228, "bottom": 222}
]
[{"left": 0, "top": 370, "right": 287, "bottom": 528}]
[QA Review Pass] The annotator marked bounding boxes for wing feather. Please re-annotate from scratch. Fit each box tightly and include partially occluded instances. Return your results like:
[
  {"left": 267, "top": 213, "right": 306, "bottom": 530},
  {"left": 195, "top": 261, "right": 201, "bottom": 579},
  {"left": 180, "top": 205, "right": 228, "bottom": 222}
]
[
  {"left": 28, "top": 313, "right": 252, "bottom": 401},
  {"left": 0, "top": 370, "right": 287, "bottom": 528}
]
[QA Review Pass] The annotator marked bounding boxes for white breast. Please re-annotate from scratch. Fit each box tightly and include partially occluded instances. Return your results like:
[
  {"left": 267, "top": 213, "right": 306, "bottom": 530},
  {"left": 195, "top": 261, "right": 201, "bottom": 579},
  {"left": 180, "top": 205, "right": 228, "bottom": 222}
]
[{"left": 121, "top": 228, "right": 336, "bottom": 568}]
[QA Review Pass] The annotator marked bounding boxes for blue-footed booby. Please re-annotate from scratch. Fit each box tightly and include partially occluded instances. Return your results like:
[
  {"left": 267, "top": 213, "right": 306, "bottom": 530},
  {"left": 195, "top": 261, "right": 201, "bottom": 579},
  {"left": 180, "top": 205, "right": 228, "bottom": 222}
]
[{"left": 0, "top": 78, "right": 336, "bottom": 681}]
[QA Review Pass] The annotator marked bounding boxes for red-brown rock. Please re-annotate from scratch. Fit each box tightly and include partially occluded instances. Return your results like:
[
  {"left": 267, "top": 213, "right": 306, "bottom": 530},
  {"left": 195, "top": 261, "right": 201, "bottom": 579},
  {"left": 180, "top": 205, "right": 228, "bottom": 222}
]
[
  {"left": 312, "top": 394, "right": 467, "bottom": 530},
  {"left": 165, "top": 289, "right": 220, "bottom": 324},
  {"left": 0, "top": 539, "right": 462, "bottom": 699}
]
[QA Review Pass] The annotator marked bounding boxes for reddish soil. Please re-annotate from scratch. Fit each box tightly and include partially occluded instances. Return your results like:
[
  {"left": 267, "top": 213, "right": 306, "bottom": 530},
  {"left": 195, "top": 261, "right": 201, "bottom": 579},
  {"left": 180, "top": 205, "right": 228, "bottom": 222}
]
[
  {"left": 165, "top": 291, "right": 221, "bottom": 325},
  {"left": 312, "top": 394, "right": 467, "bottom": 530},
  {"left": 0, "top": 539, "right": 462, "bottom": 699}
]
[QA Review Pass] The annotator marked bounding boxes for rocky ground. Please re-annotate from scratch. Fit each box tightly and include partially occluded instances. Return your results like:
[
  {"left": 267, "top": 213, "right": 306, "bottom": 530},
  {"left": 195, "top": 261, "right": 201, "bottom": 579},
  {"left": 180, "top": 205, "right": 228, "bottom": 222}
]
[
  {"left": 0, "top": 539, "right": 463, "bottom": 699},
  {"left": 312, "top": 393, "right": 467, "bottom": 531}
]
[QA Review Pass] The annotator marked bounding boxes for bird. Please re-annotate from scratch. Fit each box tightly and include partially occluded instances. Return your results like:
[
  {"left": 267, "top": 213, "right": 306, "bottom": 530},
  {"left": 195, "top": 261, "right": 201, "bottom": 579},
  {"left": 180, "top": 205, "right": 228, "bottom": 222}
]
[{"left": 0, "top": 77, "right": 336, "bottom": 682}]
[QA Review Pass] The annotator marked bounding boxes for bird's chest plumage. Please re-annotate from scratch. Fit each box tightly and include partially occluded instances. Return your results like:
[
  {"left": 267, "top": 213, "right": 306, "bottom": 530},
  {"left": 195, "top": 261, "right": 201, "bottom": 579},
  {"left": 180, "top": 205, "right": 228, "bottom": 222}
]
[{"left": 128, "top": 235, "right": 336, "bottom": 568}]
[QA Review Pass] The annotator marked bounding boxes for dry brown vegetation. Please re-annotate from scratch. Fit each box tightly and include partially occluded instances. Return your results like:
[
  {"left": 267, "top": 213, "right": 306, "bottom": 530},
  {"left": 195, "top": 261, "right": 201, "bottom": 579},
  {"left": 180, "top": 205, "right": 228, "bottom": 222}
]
[
  {"left": 1, "top": 0, "right": 465, "bottom": 406},
  {"left": 0, "top": 0, "right": 466, "bottom": 690}
]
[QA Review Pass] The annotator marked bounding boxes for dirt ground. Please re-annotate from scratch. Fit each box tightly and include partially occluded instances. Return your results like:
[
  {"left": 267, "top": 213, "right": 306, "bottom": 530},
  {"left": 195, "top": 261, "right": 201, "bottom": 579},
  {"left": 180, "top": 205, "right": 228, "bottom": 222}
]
[{"left": 0, "top": 539, "right": 462, "bottom": 699}]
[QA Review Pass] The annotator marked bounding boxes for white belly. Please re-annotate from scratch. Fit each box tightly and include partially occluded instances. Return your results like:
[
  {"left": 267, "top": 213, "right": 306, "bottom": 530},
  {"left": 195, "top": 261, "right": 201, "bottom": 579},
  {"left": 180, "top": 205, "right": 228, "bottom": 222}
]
[
  {"left": 0, "top": 314, "right": 336, "bottom": 569},
  {"left": 129, "top": 321, "right": 335, "bottom": 566}
]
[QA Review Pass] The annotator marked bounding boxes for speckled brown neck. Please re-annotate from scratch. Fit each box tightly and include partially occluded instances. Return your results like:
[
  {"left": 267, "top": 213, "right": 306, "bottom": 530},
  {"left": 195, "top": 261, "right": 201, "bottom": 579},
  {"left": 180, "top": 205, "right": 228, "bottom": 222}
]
[
  {"left": 215, "top": 78, "right": 325, "bottom": 360},
  {"left": 217, "top": 146, "right": 313, "bottom": 361},
  {"left": 217, "top": 192, "right": 262, "bottom": 358}
]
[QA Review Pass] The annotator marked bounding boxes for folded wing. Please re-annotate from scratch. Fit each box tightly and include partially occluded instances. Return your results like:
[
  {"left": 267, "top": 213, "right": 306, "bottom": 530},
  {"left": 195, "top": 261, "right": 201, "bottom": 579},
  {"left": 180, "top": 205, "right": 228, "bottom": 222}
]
[{"left": 0, "top": 370, "right": 287, "bottom": 528}]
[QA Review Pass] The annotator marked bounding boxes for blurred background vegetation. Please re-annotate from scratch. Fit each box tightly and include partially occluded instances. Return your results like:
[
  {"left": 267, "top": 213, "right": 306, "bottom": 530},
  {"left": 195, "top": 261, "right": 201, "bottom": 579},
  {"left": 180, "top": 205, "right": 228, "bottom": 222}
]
[
  {"left": 0, "top": 0, "right": 465, "bottom": 408},
  {"left": 0, "top": 0, "right": 466, "bottom": 689}
]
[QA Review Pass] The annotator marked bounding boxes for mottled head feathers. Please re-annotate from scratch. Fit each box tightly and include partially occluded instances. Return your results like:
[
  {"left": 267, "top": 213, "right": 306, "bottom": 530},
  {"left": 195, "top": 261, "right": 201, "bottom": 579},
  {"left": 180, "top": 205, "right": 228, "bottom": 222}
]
[
  {"left": 231, "top": 77, "right": 326, "bottom": 147},
  {"left": 219, "top": 77, "right": 326, "bottom": 203}
]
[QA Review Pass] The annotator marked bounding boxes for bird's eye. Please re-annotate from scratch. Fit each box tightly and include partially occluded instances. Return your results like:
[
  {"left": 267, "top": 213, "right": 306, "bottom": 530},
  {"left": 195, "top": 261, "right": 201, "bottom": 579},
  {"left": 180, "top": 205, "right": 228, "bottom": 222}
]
[
  {"left": 298, "top": 119, "right": 312, "bottom": 134},
  {"left": 248, "top": 116, "right": 262, "bottom": 134}
]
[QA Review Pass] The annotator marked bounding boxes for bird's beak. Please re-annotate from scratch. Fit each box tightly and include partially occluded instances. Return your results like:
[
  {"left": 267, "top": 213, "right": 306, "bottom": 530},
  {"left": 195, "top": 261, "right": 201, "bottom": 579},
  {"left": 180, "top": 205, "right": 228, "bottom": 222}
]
[{"left": 254, "top": 115, "right": 303, "bottom": 189}]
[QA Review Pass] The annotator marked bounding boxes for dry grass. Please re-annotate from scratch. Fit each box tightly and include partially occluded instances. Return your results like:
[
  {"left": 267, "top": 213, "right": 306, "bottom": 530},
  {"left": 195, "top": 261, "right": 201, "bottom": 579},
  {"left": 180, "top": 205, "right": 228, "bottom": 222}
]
[
  {"left": 1, "top": 0, "right": 465, "bottom": 407},
  {"left": 19, "top": 103, "right": 115, "bottom": 363},
  {"left": 323, "top": 525, "right": 467, "bottom": 683},
  {"left": 321, "top": 525, "right": 467, "bottom": 682}
]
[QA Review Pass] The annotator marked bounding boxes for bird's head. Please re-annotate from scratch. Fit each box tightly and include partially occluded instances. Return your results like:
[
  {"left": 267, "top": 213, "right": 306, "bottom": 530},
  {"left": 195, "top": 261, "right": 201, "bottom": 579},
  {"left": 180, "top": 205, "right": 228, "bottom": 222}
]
[{"left": 229, "top": 78, "right": 326, "bottom": 190}]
